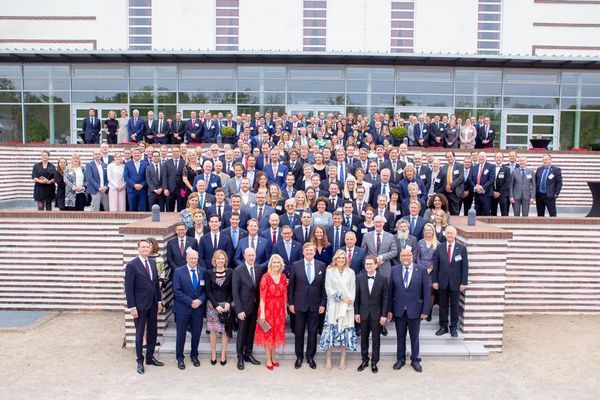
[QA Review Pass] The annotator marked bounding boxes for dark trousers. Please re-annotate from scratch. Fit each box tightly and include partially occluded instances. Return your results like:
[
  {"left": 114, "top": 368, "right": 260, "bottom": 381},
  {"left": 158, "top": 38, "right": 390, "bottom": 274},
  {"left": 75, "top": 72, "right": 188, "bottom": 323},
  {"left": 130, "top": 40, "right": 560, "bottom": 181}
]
[
  {"left": 394, "top": 311, "right": 421, "bottom": 362},
  {"left": 474, "top": 194, "right": 491, "bottom": 216},
  {"left": 134, "top": 305, "right": 158, "bottom": 363},
  {"left": 127, "top": 189, "right": 148, "bottom": 212},
  {"left": 236, "top": 307, "right": 257, "bottom": 358},
  {"left": 462, "top": 193, "right": 474, "bottom": 216},
  {"left": 148, "top": 192, "right": 166, "bottom": 211},
  {"left": 446, "top": 193, "right": 461, "bottom": 215},
  {"left": 294, "top": 310, "right": 319, "bottom": 360},
  {"left": 177, "top": 193, "right": 187, "bottom": 212},
  {"left": 175, "top": 310, "right": 203, "bottom": 361},
  {"left": 438, "top": 287, "right": 460, "bottom": 330},
  {"left": 536, "top": 195, "right": 557, "bottom": 217},
  {"left": 491, "top": 195, "right": 509, "bottom": 216},
  {"left": 360, "top": 316, "right": 382, "bottom": 363},
  {"left": 37, "top": 199, "right": 52, "bottom": 211},
  {"left": 165, "top": 192, "right": 177, "bottom": 212}
]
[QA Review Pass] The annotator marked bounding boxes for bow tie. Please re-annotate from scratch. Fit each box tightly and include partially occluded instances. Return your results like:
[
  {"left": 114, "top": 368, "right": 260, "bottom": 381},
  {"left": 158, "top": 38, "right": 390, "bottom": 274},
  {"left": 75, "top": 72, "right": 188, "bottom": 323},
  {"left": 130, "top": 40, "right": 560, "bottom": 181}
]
[{"left": 367, "top": 276, "right": 375, "bottom": 280}]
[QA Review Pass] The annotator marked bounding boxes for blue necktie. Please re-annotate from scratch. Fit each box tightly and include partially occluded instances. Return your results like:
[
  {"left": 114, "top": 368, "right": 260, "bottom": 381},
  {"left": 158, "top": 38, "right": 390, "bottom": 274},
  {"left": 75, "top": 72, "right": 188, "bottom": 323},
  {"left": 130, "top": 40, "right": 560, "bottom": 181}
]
[
  {"left": 540, "top": 168, "right": 549, "bottom": 193},
  {"left": 306, "top": 262, "right": 312, "bottom": 284},
  {"left": 382, "top": 184, "right": 387, "bottom": 195},
  {"left": 403, "top": 268, "right": 409, "bottom": 288},
  {"left": 232, "top": 229, "right": 238, "bottom": 248},
  {"left": 335, "top": 228, "right": 340, "bottom": 250},
  {"left": 339, "top": 163, "right": 345, "bottom": 183},
  {"left": 191, "top": 269, "right": 198, "bottom": 289}
]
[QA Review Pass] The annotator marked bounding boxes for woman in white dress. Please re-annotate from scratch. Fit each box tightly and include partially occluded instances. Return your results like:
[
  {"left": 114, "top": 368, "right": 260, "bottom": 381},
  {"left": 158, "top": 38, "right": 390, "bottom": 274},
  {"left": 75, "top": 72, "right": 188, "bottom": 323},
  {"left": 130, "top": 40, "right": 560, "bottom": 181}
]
[
  {"left": 460, "top": 118, "right": 477, "bottom": 149},
  {"left": 107, "top": 152, "right": 126, "bottom": 211},
  {"left": 117, "top": 108, "right": 130, "bottom": 144}
]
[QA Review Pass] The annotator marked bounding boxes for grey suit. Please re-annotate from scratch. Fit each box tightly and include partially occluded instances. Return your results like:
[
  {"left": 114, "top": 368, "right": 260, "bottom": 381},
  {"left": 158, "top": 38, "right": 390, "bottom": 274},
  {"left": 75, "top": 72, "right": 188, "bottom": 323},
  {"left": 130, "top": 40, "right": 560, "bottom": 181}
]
[
  {"left": 223, "top": 176, "right": 242, "bottom": 198},
  {"left": 394, "top": 235, "right": 417, "bottom": 260},
  {"left": 146, "top": 162, "right": 165, "bottom": 210},
  {"left": 509, "top": 167, "right": 536, "bottom": 216},
  {"left": 240, "top": 192, "right": 257, "bottom": 210},
  {"left": 361, "top": 230, "right": 398, "bottom": 278}
]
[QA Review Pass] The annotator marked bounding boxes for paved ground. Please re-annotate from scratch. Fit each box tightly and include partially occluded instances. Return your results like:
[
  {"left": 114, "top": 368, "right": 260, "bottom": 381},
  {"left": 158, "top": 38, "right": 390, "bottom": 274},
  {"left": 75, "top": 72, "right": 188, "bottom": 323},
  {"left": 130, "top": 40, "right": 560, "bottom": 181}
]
[{"left": 1, "top": 312, "right": 598, "bottom": 400}]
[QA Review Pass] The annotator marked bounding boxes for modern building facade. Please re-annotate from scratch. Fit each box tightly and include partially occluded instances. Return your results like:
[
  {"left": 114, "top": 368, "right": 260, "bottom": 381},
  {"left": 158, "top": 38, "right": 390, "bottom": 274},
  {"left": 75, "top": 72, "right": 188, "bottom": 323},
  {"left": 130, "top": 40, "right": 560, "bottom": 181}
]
[{"left": 0, "top": 0, "right": 599, "bottom": 148}]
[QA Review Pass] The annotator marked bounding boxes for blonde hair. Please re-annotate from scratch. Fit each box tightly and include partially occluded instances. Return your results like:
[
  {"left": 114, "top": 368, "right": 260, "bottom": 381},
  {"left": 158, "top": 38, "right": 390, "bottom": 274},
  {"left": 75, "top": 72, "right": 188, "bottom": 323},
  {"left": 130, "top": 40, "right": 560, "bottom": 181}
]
[
  {"left": 187, "top": 192, "right": 199, "bottom": 209},
  {"left": 434, "top": 209, "right": 447, "bottom": 226},
  {"left": 211, "top": 249, "right": 229, "bottom": 269},
  {"left": 267, "top": 254, "right": 285, "bottom": 274},
  {"left": 328, "top": 249, "right": 349, "bottom": 270},
  {"left": 423, "top": 223, "right": 439, "bottom": 248}
]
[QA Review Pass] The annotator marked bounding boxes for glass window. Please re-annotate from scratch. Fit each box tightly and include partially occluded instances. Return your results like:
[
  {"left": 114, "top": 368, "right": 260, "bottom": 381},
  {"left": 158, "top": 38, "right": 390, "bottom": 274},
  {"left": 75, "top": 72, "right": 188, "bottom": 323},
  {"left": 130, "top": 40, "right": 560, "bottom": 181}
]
[
  {"left": 397, "top": 67, "right": 452, "bottom": 81},
  {"left": 24, "top": 104, "right": 70, "bottom": 144},
  {"left": 562, "top": 71, "right": 600, "bottom": 85},
  {"left": 179, "top": 79, "right": 235, "bottom": 91},
  {"left": 130, "top": 65, "right": 176, "bottom": 78},
  {"left": 288, "top": 67, "right": 343, "bottom": 80},
  {"left": 503, "top": 83, "right": 559, "bottom": 97},
  {"left": 24, "top": 65, "right": 69, "bottom": 78},
  {"left": 72, "top": 66, "right": 128, "bottom": 78},
  {"left": 396, "top": 81, "right": 453, "bottom": 94},
  {"left": 396, "top": 94, "right": 453, "bottom": 107},
  {"left": 371, "top": 80, "right": 395, "bottom": 92},
  {"left": 72, "top": 79, "right": 128, "bottom": 91},
  {"left": 0, "top": 76, "right": 22, "bottom": 91},
  {"left": 287, "top": 92, "right": 344, "bottom": 105},
  {"left": 346, "top": 93, "right": 367, "bottom": 105},
  {"left": 237, "top": 66, "right": 285, "bottom": 79},
  {"left": 503, "top": 97, "right": 559, "bottom": 109},
  {"left": 561, "top": 97, "right": 600, "bottom": 110},
  {"left": 503, "top": 70, "right": 558, "bottom": 84},
  {"left": 178, "top": 92, "right": 236, "bottom": 104},
  {"left": 130, "top": 105, "right": 177, "bottom": 120},
  {"left": 455, "top": 82, "right": 502, "bottom": 95},
  {"left": 179, "top": 65, "right": 235, "bottom": 79},
  {"left": 72, "top": 92, "right": 128, "bottom": 103},
  {"left": 347, "top": 80, "right": 368, "bottom": 92},
  {"left": 561, "top": 84, "right": 600, "bottom": 98},
  {"left": 0, "top": 105, "right": 23, "bottom": 142},
  {"left": 24, "top": 78, "right": 70, "bottom": 91},
  {"left": 129, "top": 92, "right": 176, "bottom": 103},
  {"left": 287, "top": 79, "right": 344, "bottom": 92},
  {"left": 130, "top": 78, "right": 176, "bottom": 91},
  {"left": 24, "top": 91, "right": 70, "bottom": 103},
  {"left": 0, "top": 92, "right": 21, "bottom": 102},
  {"left": 370, "top": 93, "right": 395, "bottom": 106}
]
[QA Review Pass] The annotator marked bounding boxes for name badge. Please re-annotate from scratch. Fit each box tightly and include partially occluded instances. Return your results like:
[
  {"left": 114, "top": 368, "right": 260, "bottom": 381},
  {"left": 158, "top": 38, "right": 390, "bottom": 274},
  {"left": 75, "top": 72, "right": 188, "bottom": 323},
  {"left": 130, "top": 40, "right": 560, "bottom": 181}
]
[
  {"left": 489, "top": 129, "right": 494, "bottom": 133},
  {"left": 199, "top": 280, "right": 205, "bottom": 286},
  {"left": 277, "top": 172, "right": 284, "bottom": 177},
  {"left": 440, "top": 128, "right": 445, "bottom": 132},
  {"left": 249, "top": 203, "right": 256, "bottom": 208},
  {"left": 294, "top": 224, "right": 301, "bottom": 229},
  {"left": 352, "top": 226, "right": 357, "bottom": 231},
  {"left": 527, "top": 174, "right": 532, "bottom": 179},
  {"left": 361, "top": 228, "right": 368, "bottom": 234},
  {"left": 434, "top": 178, "right": 441, "bottom": 183},
  {"left": 276, "top": 205, "right": 282, "bottom": 211},
  {"left": 498, "top": 172, "right": 504, "bottom": 179},
  {"left": 454, "top": 169, "right": 459, "bottom": 174},
  {"left": 483, "top": 169, "right": 489, "bottom": 175},
  {"left": 211, "top": 182, "right": 217, "bottom": 188},
  {"left": 194, "top": 123, "right": 199, "bottom": 127},
  {"left": 454, "top": 255, "right": 462, "bottom": 262},
  {"left": 406, "top": 245, "right": 412, "bottom": 251},
  {"left": 205, "top": 202, "right": 212, "bottom": 207},
  {"left": 548, "top": 174, "right": 554, "bottom": 180},
  {"left": 420, "top": 174, "right": 426, "bottom": 179},
  {"left": 395, "top": 210, "right": 401, "bottom": 215},
  {"left": 423, "top": 129, "right": 428, "bottom": 132}
]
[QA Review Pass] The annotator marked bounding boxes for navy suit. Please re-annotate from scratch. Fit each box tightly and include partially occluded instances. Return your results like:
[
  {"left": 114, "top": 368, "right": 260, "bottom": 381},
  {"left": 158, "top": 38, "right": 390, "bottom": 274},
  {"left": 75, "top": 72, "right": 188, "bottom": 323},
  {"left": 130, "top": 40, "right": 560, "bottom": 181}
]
[
  {"left": 433, "top": 242, "right": 468, "bottom": 331},
  {"left": 293, "top": 225, "right": 314, "bottom": 244},
  {"left": 469, "top": 162, "right": 496, "bottom": 216},
  {"left": 232, "top": 263, "right": 265, "bottom": 358},
  {"left": 264, "top": 163, "right": 288, "bottom": 187},
  {"left": 205, "top": 203, "right": 232, "bottom": 223},
  {"left": 272, "top": 239, "right": 303, "bottom": 276},
  {"left": 247, "top": 204, "right": 275, "bottom": 231},
  {"left": 535, "top": 165, "right": 563, "bottom": 217},
  {"left": 222, "top": 208, "right": 251, "bottom": 230},
  {"left": 166, "top": 236, "right": 197, "bottom": 272},
  {"left": 172, "top": 265, "right": 207, "bottom": 362},
  {"left": 81, "top": 116, "right": 101, "bottom": 144},
  {"left": 185, "top": 118, "right": 202, "bottom": 143},
  {"left": 84, "top": 161, "right": 108, "bottom": 194},
  {"left": 326, "top": 225, "right": 349, "bottom": 252},
  {"left": 340, "top": 246, "right": 367, "bottom": 275},
  {"left": 197, "top": 232, "right": 234, "bottom": 270},
  {"left": 124, "top": 159, "right": 148, "bottom": 211},
  {"left": 280, "top": 213, "right": 302, "bottom": 229},
  {"left": 414, "top": 123, "right": 430, "bottom": 146},
  {"left": 127, "top": 117, "right": 145, "bottom": 143},
  {"left": 154, "top": 119, "right": 170, "bottom": 144},
  {"left": 401, "top": 215, "right": 426, "bottom": 241},
  {"left": 234, "top": 235, "right": 271, "bottom": 269},
  {"left": 388, "top": 263, "right": 430, "bottom": 363},
  {"left": 221, "top": 226, "right": 248, "bottom": 267},
  {"left": 193, "top": 173, "right": 221, "bottom": 195},
  {"left": 201, "top": 119, "right": 217, "bottom": 142},
  {"left": 124, "top": 257, "right": 161, "bottom": 363}
]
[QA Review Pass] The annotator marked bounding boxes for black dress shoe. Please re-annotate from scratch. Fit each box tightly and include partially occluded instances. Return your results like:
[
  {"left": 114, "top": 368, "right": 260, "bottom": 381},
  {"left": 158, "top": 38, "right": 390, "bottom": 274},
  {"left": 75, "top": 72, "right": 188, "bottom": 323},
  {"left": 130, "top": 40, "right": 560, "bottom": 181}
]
[
  {"left": 435, "top": 326, "right": 449, "bottom": 336},
  {"left": 294, "top": 358, "right": 302, "bottom": 369},
  {"left": 146, "top": 356, "right": 164, "bottom": 366},
  {"left": 411, "top": 361, "right": 423, "bottom": 372},
  {"left": 244, "top": 355, "right": 261, "bottom": 365},
  {"left": 192, "top": 358, "right": 201, "bottom": 367},
  {"left": 371, "top": 363, "right": 378, "bottom": 374},
  {"left": 177, "top": 360, "right": 185, "bottom": 370},
  {"left": 426, "top": 315, "right": 432, "bottom": 322},
  {"left": 450, "top": 329, "right": 458, "bottom": 337},
  {"left": 381, "top": 326, "right": 388, "bottom": 336},
  {"left": 136, "top": 362, "right": 145, "bottom": 374},
  {"left": 393, "top": 360, "right": 406, "bottom": 370},
  {"left": 307, "top": 358, "right": 317, "bottom": 369},
  {"left": 357, "top": 360, "right": 369, "bottom": 372},
  {"left": 237, "top": 358, "right": 245, "bottom": 370}
]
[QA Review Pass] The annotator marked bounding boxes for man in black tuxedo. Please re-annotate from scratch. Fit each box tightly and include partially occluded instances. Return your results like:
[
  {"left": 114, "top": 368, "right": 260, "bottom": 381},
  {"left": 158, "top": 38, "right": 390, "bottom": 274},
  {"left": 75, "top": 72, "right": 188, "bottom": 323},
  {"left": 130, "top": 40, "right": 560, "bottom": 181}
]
[
  {"left": 388, "top": 248, "right": 430, "bottom": 373},
  {"left": 172, "top": 249, "right": 206, "bottom": 369},
  {"left": 432, "top": 226, "right": 469, "bottom": 337},
  {"left": 355, "top": 256, "right": 388, "bottom": 374},
  {"left": 232, "top": 247, "right": 264, "bottom": 370},
  {"left": 166, "top": 223, "right": 197, "bottom": 276},
  {"left": 124, "top": 239, "right": 164, "bottom": 374},
  {"left": 288, "top": 242, "right": 326, "bottom": 369}
]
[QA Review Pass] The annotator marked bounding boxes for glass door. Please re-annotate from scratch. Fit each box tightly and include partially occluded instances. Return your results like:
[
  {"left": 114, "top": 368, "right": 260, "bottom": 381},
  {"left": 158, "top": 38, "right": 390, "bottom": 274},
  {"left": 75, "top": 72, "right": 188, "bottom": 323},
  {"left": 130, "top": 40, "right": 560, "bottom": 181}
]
[
  {"left": 71, "top": 103, "right": 128, "bottom": 144},
  {"left": 502, "top": 110, "right": 559, "bottom": 150}
]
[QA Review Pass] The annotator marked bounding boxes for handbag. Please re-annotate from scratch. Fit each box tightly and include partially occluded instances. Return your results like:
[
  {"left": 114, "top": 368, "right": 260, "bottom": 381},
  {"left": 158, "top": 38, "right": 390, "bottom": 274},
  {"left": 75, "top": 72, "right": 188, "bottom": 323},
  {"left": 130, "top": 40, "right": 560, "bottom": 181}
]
[
  {"left": 217, "top": 310, "right": 230, "bottom": 325},
  {"left": 179, "top": 188, "right": 187, "bottom": 198},
  {"left": 257, "top": 318, "right": 272, "bottom": 333}
]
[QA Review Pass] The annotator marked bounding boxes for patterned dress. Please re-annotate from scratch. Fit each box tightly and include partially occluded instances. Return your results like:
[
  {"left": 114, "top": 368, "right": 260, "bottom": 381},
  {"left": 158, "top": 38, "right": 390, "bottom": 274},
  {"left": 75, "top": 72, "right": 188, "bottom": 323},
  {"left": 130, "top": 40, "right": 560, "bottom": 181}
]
[
  {"left": 206, "top": 272, "right": 228, "bottom": 333},
  {"left": 319, "top": 268, "right": 358, "bottom": 351},
  {"left": 254, "top": 273, "right": 287, "bottom": 349},
  {"left": 415, "top": 239, "right": 436, "bottom": 284}
]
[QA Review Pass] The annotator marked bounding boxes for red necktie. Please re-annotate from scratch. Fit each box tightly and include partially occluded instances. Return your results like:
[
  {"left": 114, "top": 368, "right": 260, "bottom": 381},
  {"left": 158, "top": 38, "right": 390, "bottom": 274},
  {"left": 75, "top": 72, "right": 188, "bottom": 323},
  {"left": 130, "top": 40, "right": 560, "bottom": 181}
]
[
  {"left": 180, "top": 239, "right": 185, "bottom": 256},
  {"left": 272, "top": 230, "right": 277, "bottom": 244},
  {"left": 348, "top": 249, "right": 353, "bottom": 265},
  {"left": 477, "top": 164, "right": 483, "bottom": 185},
  {"left": 258, "top": 207, "right": 263, "bottom": 222},
  {"left": 144, "top": 259, "right": 151, "bottom": 279},
  {"left": 447, "top": 244, "right": 452, "bottom": 262}
]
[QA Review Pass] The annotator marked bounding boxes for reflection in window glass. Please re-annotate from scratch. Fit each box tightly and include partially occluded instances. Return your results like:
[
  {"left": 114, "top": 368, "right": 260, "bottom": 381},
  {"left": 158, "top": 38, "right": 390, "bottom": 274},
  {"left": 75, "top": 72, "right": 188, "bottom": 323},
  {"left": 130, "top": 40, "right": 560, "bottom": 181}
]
[
  {"left": 287, "top": 92, "right": 345, "bottom": 105},
  {"left": 288, "top": 67, "right": 343, "bottom": 80},
  {"left": 72, "top": 66, "right": 128, "bottom": 78},
  {"left": 398, "top": 68, "right": 452, "bottom": 81},
  {"left": 24, "top": 91, "right": 70, "bottom": 103},
  {"left": 503, "top": 96, "right": 558, "bottom": 109},
  {"left": 503, "top": 83, "right": 559, "bottom": 97},
  {"left": 24, "top": 104, "right": 70, "bottom": 144},
  {"left": 178, "top": 79, "right": 235, "bottom": 91},
  {"left": 72, "top": 79, "right": 128, "bottom": 91},
  {"left": 179, "top": 66, "right": 235, "bottom": 79},
  {"left": 72, "top": 92, "right": 128, "bottom": 103},
  {"left": 0, "top": 105, "right": 23, "bottom": 142},
  {"left": 503, "top": 71, "right": 558, "bottom": 83},
  {"left": 287, "top": 79, "right": 344, "bottom": 92}
]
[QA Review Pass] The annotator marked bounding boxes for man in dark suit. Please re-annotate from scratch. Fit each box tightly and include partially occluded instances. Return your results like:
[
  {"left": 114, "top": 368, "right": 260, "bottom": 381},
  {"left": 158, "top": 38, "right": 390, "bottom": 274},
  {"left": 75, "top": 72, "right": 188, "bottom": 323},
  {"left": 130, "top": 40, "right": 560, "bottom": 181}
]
[
  {"left": 154, "top": 111, "right": 171, "bottom": 144},
  {"left": 440, "top": 151, "right": 465, "bottom": 215},
  {"left": 280, "top": 199, "right": 302, "bottom": 229},
  {"left": 128, "top": 109, "right": 145, "bottom": 142},
  {"left": 222, "top": 194, "right": 250, "bottom": 230},
  {"left": 198, "top": 215, "right": 234, "bottom": 270},
  {"left": 232, "top": 247, "right": 264, "bottom": 370},
  {"left": 388, "top": 248, "right": 430, "bottom": 373},
  {"left": 82, "top": 108, "right": 101, "bottom": 144},
  {"left": 394, "top": 219, "right": 418, "bottom": 262},
  {"left": 124, "top": 148, "right": 148, "bottom": 211},
  {"left": 273, "top": 225, "right": 303, "bottom": 276},
  {"left": 170, "top": 112, "right": 185, "bottom": 144},
  {"left": 285, "top": 149, "right": 303, "bottom": 182},
  {"left": 327, "top": 211, "right": 349, "bottom": 252},
  {"left": 401, "top": 201, "right": 426, "bottom": 240},
  {"left": 491, "top": 152, "right": 511, "bottom": 216},
  {"left": 469, "top": 151, "right": 495, "bottom": 216},
  {"left": 428, "top": 115, "right": 445, "bottom": 147},
  {"left": 535, "top": 154, "right": 563, "bottom": 217},
  {"left": 293, "top": 210, "right": 314, "bottom": 244},
  {"left": 247, "top": 191, "right": 275, "bottom": 231},
  {"left": 234, "top": 219, "right": 271, "bottom": 268},
  {"left": 341, "top": 231, "right": 366, "bottom": 275},
  {"left": 124, "top": 239, "right": 164, "bottom": 374},
  {"left": 461, "top": 156, "right": 474, "bottom": 216},
  {"left": 143, "top": 111, "right": 158, "bottom": 144},
  {"left": 432, "top": 226, "right": 468, "bottom": 337},
  {"left": 370, "top": 169, "right": 396, "bottom": 207},
  {"left": 146, "top": 150, "right": 165, "bottom": 211},
  {"left": 205, "top": 189, "right": 231, "bottom": 222},
  {"left": 264, "top": 148, "right": 288, "bottom": 187},
  {"left": 355, "top": 255, "right": 389, "bottom": 374},
  {"left": 167, "top": 223, "right": 197, "bottom": 274},
  {"left": 172, "top": 249, "right": 206, "bottom": 369},
  {"left": 163, "top": 147, "right": 185, "bottom": 212},
  {"left": 288, "top": 242, "right": 326, "bottom": 370},
  {"left": 477, "top": 117, "right": 495, "bottom": 148},
  {"left": 414, "top": 115, "right": 429, "bottom": 147},
  {"left": 201, "top": 113, "right": 217, "bottom": 142},
  {"left": 185, "top": 111, "right": 202, "bottom": 143},
  {"left": 221, "top": 211, "right": 248, "bottom": 260},
  {"left": 193, "top": 160, "right": 222, "bottom": 196}
]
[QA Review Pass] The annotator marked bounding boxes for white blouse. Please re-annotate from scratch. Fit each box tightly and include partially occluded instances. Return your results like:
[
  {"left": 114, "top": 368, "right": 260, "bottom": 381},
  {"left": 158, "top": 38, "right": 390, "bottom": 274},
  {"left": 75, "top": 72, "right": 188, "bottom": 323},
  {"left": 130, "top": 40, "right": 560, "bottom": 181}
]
[{"left": 107, "top": 163, "right": 125, "bottom": 190}]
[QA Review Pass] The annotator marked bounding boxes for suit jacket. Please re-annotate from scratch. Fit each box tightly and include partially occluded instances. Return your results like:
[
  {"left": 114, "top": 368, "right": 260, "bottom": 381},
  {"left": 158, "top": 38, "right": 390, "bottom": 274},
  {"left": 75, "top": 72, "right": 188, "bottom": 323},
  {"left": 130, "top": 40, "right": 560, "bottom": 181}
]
[
  {"left": 234, "top": 235, "right": 271, "bottom": 269},
  {"left": 326, "top": 225, "right": 350, "bottom": 250},
  {"left": 439, "top": 163, "right": 465, "bottom": 198},
  {"left": 166, "top": 236, "right": 197, "bottom": 271},
  {"left": 84, "top": 161, "right": 108, "bottom": 194},
  {"left": 264, "top": 163, "right": 288, "bottom": 187},
  {"left": 185, "top": 118, "right": 203, "bottom": 142},
  {"left": 162, "top": 157, "right": 184, "bottom": 193},
  {"left": 401, "top": 215, "right": 426, "bottom": 241},
  {"left": 192, "top": 173, "right": 221, "bottom": 195},
  {"left": 394, "top": 235, "right": 418, "bottom": 260},
  {"left": 288, "top": 259, "right": 327, "bottom": 313},
  {"left": 201, "top": 119, "right": 217, "bottom": 142},
  {"left": 82, "top": 116, "right": 101, "bottom": 143},
  {"left": 469, "top": 162, "right": 496, "bottom": 197},
  {"left": 143, "top": 119, "right": 158, "bottom": 143},
  {"left": 340, "top": 246, "right": 367, "bottom": 275},
  {"left": 360, "top": 230, "right": 398, "bottom": 277},
  {"left": 369, "top": 182, "right": 397, "bottom": 207},
  {"left": 198, "top": 232, "right": 234, "bottom": 270},
  {"left": 428, "top": 122, "right": 445, "bottom": 146},
  {"left": 509, "top": 167, "right": 536, "bottom": 200},
  {"left": 535, "top": 165, "right": 563, "bottom": 199},
  {"left": 247, "top": 204, "right": 275, "bottom": 231},
  {"left": 154, "top": 119, "right": 171, "bottom": 144},
  {"left": 222, "top": 208, "right": 250, "bottom": 230},
  {"left": 414, "top": 123, "right": 430, "bottom": 146},
  {"left": 414, "top": 165, "right": 431, "bottom": 193},
  {"left": 124, "top": 160, "right": 148, "bottom": 193},
  {"left": 170, "top": 119, "right": 185, "bottom": 143},
  {"left": 222, "top": 176, "right": 242, "bottom": 198},
  {"left": 145, "top": 162, "right": 163, "bottom": 195},
  {"left": 285, "top": 160, "right": 303, "bottom": 182},
  {"left": 293, "top": 225, "right": 314, "bottom": 244},
  {"left": 388, "top": 263, "right": 430, "bottom": 319},
  {"left": 124, "top": 257, "right": 161, "bottom": 310},
  {"left": 172, "top": 265, "right": 207, "bottom": 316},
  {"left": 280, "top": 213, "right": 302, "bottom": 229},
  {"left": 355, "top": 272, "right": 389, "bottom": 320},
  {"left": 127, "top": 118, "right": 145, "bottom": 142},
  {"left": 432, "top": 242, "right": 469, "bottom": 291},
  {"left": 272, "top": 240, "right": 303, "bottom": 276},
  {"left": 477, "top": 125, "right": 495, "bottom": 147},
  {"left": 493, "top": 164, "right": 511, "bottom": 197},
  {"left": 232, "top": 263, "right": 264, "bottom": 315},
  {"left": 398, "top": 179, "right": 426, "bottom": 202},
  {"left": 205, "top": 203, "right": 232, "bottom": 222}
]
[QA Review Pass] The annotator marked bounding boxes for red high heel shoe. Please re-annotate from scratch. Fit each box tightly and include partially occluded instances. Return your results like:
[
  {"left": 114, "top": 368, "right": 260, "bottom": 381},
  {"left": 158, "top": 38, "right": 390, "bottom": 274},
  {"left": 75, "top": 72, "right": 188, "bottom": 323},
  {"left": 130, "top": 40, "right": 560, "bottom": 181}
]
[
  {"left": 266, "top": 364, "right": 274, "bottom": 370},
  {"left": 272, "top": 361, "right": 280, "bottom": 367}
]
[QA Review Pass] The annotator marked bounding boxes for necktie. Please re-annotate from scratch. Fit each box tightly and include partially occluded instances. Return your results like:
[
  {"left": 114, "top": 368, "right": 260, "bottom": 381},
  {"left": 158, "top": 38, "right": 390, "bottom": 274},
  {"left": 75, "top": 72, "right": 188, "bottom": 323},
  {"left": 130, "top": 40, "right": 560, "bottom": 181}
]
[
  {"left": 348, "top": 248, "right": 353, "bottom": 265},
  {"left": 218, "top": 205, "right": 222, "bottom": 219},
  {"left": 403, "top": 268, "right": 409, "bottom": 288},
  {"left": 401, "top": 238, "right": 406, "bottom": 249},
  {"left": 144, "top": 259, "right": 151, "bottom": 279},
  {"left": 335, "top": 227, "right": 340, "bottom": 250},
  {"left": 272, "top": 230, "right": 277, "bottom": 244},
  {"left": 191, "top": 269, "right": 198, "bottom": 289},
  {"left": 382, "top": 184, "right": 387, "bottom": 195},
  {"left": 250, "top": 237, "right": 255, "bottom": 250},
  {"left": 447, "top": 164, "right": 453, "bottom": 185},
  {"left": 447, "top": 243, "right": 452, "bottom": 262},
  {"left": 174, "top": 159, "right": 178, "bottom": 171},
  {"left": 345, "top": 216, "right": 351, "bottom": 228},
  {"left": 411, "top": 217, "right": 416, "bottom": 234},
  {"left": 258, "top": 207, "right": 263, "bottom": 222},
  {"left": 286, "top": 242, "right": 291, "bottom": 260},
  {"left": 155, "top": 164, "right": 159, "bottom": 178},
  {"left": 213, "top": 234, "right": 218, "bottom": 249},
  {"left": 541, "top": 168, "right": 549, "bottom": 192},
  {"left": 159, "top": 119, "right": 163, "bottom": 132},
  {"left": 305, "top": 227, "right": 309, "bottom": 242},
  {"left": 376, "top": 233, "right": 381, "bottom": 254},
  {"left": 250, "top": 266, "right": 256, "bottom": 286},
  {"left": 199, "top": 195, "right": 204, "bottom": 208},
  {"left": 180, "top": 238, "right": 185, "bottom": 256},
  {"left": 477, "top": 164, "right": 484, "bottom": 185},
  {"left": 306, "top": 262, "right": 312, "bottom": 284},
  {"left": 232, "top": 229, "right": 238, "bottom": 248},
  {"left": 521, "top": 168, "right": 526, "bottom": 181},
  {"left": 339, "top": 163, "right": 345, "bottom": 183}
]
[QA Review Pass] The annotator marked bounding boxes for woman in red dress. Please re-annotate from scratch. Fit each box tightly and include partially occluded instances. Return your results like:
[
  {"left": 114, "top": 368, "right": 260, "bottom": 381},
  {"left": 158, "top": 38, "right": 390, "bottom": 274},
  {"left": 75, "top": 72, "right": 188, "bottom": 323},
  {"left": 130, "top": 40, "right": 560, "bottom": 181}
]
[{"left": 255, "top": 254, "right": 288, "bottom": 370}]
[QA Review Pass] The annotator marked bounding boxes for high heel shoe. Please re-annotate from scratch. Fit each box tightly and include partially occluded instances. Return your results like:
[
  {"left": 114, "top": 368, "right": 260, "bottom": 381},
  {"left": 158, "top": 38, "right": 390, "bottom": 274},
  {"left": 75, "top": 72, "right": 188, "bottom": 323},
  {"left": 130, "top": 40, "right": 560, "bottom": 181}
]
[
  {"left": 272, "top": 361, "right": 280, "bottom": 367},
  {"left": 220, "top": 359, "right": 227, "bottom": 366},
  {"left": 210, "top": 358, "right": 217, "bottom": 365},
  {"left": 266, "top": 364, "right": 274, "bottom": 370}
]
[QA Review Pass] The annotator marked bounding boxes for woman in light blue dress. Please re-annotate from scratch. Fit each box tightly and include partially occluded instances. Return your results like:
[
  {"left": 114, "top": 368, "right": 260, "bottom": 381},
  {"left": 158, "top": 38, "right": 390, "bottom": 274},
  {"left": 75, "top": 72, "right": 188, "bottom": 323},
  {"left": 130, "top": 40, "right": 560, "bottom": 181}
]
[{"left": 312, "top": 197, "right": 332, "bottom": 228}]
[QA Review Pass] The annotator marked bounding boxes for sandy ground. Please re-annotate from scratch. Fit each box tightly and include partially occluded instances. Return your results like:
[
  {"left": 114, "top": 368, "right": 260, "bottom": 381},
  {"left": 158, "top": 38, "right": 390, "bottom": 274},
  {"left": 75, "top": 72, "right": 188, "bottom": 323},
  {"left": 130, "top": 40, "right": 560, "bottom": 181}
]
[{"left": 1, "top": 312, "right": 598, "bottom": 400}]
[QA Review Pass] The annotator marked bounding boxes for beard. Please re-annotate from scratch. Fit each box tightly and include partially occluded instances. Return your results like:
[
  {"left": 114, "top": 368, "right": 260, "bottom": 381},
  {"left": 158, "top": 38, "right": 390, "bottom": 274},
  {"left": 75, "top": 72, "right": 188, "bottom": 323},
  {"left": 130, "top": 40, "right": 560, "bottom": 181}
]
[{"left": 397, "top": 231, "right": 408, "bottom": 240}]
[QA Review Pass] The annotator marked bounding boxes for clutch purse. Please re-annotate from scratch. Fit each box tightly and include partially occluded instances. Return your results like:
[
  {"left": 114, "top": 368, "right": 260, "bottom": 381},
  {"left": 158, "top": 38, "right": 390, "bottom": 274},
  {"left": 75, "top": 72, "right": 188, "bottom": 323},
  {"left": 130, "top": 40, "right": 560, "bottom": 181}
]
[{"left": 257, "top": 318, "right": 271, "bottom": 333}]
